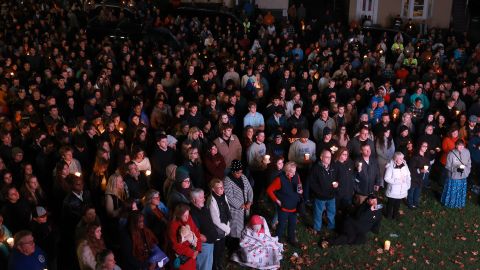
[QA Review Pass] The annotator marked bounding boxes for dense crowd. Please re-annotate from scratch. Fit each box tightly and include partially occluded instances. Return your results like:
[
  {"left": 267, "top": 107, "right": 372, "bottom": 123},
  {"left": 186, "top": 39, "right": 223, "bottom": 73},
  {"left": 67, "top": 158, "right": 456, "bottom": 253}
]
[{"left": 0, "top": 0, "right": 480, "bottom": 269}]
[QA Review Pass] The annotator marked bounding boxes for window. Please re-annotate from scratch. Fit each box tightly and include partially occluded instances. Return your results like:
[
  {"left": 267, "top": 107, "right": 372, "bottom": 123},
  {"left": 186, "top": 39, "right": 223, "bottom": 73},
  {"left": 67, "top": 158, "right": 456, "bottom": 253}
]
[{"left": 401, "top": 0, "right": 433, "bottom": 19}]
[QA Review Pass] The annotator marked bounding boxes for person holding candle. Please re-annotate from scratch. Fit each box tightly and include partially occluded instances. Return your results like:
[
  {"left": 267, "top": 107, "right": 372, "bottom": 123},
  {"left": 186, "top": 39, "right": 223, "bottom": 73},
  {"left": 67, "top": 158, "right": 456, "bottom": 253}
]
[
  {"left": 417, "top": 123, "right": 441, "bottom": 188},
  {"left": 7, "top": 230, "right": 48, "bottom": 270},
  {"left": 124, "top": 162, "right": 149, "bottom": 201},
  {"left": 333, "top": 147, "right": 356, "bottom": 211},
  {"left": 441, "top": 140, "right": 471, "bottom": 208},
  {"left": 308, "top": 149, "right": 338, "bottom": 234},
  {"left": 267, "top": 161, "right": 302, "bottom": 247},
  {"left": 440, "top": 126, "right": 460, "bottom": 186},
  {"left": 321, "top": 194, "right": 382, "bottom": 247},
  {"left": 0, "top": 214, "right": 12, "bottom": 268},
  {"left": 384, "top": 152, "right": 411, "bottom": 220},
  {"left": 288, "top": 129, "right": 316, "bottom": 203},
  {"left": 246, "top": 130, "right": 268, "bottom": 205},
  {"left": 407, "top": 142, "right": 430, "bottom": 209},
  {"left": 354, "top": 143, "right": 381, "bottom": 205}
]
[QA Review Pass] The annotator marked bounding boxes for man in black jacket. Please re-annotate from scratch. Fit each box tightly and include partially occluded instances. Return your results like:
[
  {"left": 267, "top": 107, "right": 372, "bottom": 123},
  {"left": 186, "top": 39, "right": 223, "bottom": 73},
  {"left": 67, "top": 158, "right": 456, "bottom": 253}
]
[
  {"left": 150, "top": 134, "right": 176, "bottom": 193},
  {"left": 308, "top": 149, "right": 338, "bottom": 233},
  {"left": 321, "top": 194, "right": 382, "bottom": 247},
  {"left": 354, "top": 143, "right": 381, "bottom": 205},
  {"left": 124, "top": 161, "right": 149, "bottom": 200},
  {"left": 190, "top": 188, "right": 222, "bottom": 270}
]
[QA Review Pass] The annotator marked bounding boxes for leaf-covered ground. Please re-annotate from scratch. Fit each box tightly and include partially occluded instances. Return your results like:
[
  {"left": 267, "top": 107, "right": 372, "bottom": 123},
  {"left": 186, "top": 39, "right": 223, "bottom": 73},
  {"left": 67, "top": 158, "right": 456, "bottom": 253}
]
[{"left": 226, "top": 183, "right": 480, "bottom": 269}]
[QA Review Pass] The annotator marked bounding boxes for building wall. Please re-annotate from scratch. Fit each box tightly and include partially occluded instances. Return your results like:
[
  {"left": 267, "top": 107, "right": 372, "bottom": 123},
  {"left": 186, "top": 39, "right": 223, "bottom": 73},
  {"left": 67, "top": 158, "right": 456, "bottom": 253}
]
[
  {"left": 427, "top": 0, "right": 452, "bottom": 28},
  {"left": 349, "top": 0, "right": 356, "bottom": 23},
  {"left": 349, "top": 0, "right": 453, "bottom": 28},
  {"left": 377, "top": 0, "right": 400, "bottom": 27}
]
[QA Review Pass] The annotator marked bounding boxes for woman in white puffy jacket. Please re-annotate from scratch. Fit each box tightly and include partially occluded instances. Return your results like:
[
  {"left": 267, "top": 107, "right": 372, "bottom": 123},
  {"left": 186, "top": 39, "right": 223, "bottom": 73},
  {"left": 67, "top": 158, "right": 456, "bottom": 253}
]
[{"left": 384, "top": 152, "right": 411, "bottom": 220}]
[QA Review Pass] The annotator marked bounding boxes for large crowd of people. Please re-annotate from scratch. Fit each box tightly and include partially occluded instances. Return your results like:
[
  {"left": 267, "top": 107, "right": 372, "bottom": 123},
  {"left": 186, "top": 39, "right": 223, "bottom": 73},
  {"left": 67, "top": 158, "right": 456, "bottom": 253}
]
[{"left": 0, "top": 0, "right": 480, "bottom": 269}]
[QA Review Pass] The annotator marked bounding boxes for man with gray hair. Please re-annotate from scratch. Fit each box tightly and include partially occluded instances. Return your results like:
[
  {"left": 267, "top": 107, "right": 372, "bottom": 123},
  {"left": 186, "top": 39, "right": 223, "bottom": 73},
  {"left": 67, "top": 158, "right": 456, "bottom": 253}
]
[{"left": 190, "top": 188, "right": 222, "bottom": 270}]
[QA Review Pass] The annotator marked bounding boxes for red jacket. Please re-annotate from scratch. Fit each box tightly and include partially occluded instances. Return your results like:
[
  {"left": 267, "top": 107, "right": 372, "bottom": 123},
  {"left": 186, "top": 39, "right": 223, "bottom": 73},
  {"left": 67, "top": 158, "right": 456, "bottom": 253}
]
[{"left": 169, "top": 214, "right": 202, "bottom": 270}]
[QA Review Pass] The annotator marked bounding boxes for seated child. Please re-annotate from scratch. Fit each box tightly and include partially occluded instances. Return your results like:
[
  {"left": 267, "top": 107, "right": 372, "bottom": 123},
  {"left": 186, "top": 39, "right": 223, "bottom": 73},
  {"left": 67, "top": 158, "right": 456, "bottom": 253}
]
[{"left": 231, "top": 215, "right": 283, "bottom": 269}]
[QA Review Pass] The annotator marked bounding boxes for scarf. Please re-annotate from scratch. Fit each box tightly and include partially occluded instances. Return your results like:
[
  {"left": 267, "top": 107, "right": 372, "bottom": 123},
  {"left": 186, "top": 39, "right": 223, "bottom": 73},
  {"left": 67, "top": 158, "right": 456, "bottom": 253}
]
[{"left": 212, "top": 192, "right": 232, "bottom": 224}]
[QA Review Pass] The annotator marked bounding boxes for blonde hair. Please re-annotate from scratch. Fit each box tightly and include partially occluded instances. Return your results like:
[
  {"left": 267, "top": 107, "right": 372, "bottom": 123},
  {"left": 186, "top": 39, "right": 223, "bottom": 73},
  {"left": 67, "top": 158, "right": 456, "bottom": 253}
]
[
  {"left": 283, "top": 161, "right": 297, "bottom": 173},
  {"left": 105, "top": 173, "right": 126, "bottom": 200},
  {"left": 187, "top": 127, "right": 200, "bottom": 141}
]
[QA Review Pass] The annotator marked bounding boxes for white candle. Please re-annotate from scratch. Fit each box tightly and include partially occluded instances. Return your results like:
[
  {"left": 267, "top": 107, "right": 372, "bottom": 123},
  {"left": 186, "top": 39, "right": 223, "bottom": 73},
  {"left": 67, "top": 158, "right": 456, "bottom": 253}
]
[
  {"left": 304, "top": 153, "right": 310, "bottom": 160},
  {"left": 145, "top": 170, "right": 151, "bottom": 176},
  {"left": 74, "top": 172, "right": 82, "bottom": 177},
  {"left": 423, "top": 165, "right": 429, "bottom": 171},
  {"left": 384, "top": 240, "right": 391, "bottom": 251},
  {"left": 460, "top": 165, "right": 465, "bottom": 169},
  {"left": 264, "top": 155, "right": 270, "bottom": 163},
  {"left": 6, "top": 237, "right": 14, "bottom": 247}
]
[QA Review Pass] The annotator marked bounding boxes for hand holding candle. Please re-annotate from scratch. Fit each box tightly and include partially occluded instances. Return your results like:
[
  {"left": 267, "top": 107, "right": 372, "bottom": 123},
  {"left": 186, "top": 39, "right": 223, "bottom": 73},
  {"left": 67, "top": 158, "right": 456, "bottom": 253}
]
[
  {"left": 304, "top": 153, "right": 310, "bottom": 161},
  {"left": 357, "top": 162, "right": 363, "bottom": 171},
  {"left": 6, "top": 237, "right": 14, "bottom": 247},
  {"left": 263, "top": 155, "right": 271, "bottom": 164}
]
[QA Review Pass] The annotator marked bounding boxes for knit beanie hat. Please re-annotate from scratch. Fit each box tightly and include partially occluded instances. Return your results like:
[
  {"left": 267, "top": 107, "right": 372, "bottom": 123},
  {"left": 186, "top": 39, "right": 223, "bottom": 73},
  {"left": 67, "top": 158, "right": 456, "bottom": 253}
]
[{"left": 175, "top": 166, "right": 190, "bottom": 183}]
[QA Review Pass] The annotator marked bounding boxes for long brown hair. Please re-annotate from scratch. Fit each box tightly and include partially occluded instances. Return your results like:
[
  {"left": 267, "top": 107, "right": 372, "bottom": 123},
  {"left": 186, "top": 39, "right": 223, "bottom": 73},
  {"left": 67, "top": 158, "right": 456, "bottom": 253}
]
[
  {"left": 85, "top": 223, "right": 105, "bottom": 258},
  {"left": 128, "top": 211, "right": 158, "bottom": 263},
  {"left": 334, "top": 146, "right": 349, "bottom": 161}
]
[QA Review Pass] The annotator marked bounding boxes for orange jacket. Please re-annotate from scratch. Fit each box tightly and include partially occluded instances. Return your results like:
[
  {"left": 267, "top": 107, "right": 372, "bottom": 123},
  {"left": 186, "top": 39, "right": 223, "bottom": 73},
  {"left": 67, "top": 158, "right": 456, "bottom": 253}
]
[{"left": 440, "top": 136, "right": 458, "bottom": 165}]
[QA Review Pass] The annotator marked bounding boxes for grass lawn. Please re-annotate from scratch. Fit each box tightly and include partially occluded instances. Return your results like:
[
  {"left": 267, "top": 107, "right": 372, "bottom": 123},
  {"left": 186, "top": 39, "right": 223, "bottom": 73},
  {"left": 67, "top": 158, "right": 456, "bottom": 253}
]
[{"left": 226, "top": 183, "right": 480, "bottom": 269}]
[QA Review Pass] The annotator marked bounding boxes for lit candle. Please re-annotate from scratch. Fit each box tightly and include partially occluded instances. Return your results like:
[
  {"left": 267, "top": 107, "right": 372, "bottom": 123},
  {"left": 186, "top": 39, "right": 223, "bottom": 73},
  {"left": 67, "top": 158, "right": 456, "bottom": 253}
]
[
  {"left": 263, "top": 155, "right": 270, "bottom": 164},
  {"left": 304, "top": 153, "right": 310, "bottom": 161},
  {"left": 384, "top": 240, "right": 391, "bottom": 251},
  {"left": 6, "top": 237, "right": 14, "bottom": 247},
  {"left": 119, "top": 127, "right": 124, "bottom": 134},
  {"left": 455, "top": 110, "right": 460, "bottom": 116},
  {"left": 460, "top": 165, "right": 465, "bottom": 170},
  {"left": 332, "top": 181, "right": 338, "bottom": 188},
  {"left": 423, "top": 165, "right": 429, "bottom": 171},
  {"left": 145, "top": 170, "right": 151, "bottom": 176},
  {"left": 74, "top": 172, "right": 82, "bottom": 177}
]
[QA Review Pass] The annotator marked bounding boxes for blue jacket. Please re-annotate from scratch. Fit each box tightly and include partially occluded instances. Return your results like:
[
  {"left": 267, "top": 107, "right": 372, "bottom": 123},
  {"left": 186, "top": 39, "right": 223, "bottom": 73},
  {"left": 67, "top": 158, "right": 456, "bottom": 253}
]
[
  {"left": 275, "top": 172, "right": 302, "bottom": 211},
  {"left": 8, "top": 247, "right": 47, "bottom": 270}
]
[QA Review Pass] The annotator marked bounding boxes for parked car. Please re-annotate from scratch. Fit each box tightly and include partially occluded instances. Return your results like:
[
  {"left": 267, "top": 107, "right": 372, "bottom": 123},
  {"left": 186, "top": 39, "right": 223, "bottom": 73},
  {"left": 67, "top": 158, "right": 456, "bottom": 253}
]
[{"left": 86, "top": 1, "right": 143, "bottom": 41}]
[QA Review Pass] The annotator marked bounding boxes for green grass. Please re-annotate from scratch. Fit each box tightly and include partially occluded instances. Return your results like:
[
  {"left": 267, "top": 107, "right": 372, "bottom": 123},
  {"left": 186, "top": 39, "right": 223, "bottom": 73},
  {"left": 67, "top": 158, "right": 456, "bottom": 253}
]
[{"left": 226, "top": 184, "right": 480, "bottom": 269}]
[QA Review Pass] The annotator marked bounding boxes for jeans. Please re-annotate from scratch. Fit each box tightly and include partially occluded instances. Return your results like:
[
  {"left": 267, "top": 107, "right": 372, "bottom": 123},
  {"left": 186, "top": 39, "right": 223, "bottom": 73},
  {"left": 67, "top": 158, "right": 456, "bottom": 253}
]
[
  {"left": 407, "top": 186, "right": 422, "bottom": 207},
  {"left": 422, "top": 171, "right": 430, "bottom": 188},
  {"left": 313, "top": 198, "right": 336, "bottom": 231},
  {"left": 276, "top": 210, "right": 297, "bottom": 241},
  {"left": 196, "top": 242, "right": 214, "bottom": 270}
]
